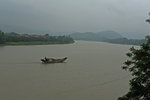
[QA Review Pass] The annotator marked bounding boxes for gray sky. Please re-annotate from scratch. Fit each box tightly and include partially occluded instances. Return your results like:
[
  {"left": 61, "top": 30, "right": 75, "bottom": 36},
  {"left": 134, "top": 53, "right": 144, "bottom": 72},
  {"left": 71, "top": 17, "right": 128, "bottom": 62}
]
[{"left": 0, "top": 0, "right": 150, "bottom": 35}]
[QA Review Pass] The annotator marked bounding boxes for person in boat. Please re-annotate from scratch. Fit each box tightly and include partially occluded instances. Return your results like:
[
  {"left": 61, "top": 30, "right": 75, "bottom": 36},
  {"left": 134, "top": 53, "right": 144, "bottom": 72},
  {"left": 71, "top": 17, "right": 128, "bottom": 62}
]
[
  {"left": 44, "top": 57, "right": 55, "bottom": 62},
  {"left": 45, "top": 57, "right": 49, "bottom": 61}
]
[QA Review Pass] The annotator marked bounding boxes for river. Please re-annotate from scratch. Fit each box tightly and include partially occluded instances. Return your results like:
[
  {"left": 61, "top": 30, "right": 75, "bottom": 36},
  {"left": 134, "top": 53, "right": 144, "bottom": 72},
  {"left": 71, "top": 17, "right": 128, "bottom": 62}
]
[{"left": 0, "top": 41, "right": 132, "bottom": 100}]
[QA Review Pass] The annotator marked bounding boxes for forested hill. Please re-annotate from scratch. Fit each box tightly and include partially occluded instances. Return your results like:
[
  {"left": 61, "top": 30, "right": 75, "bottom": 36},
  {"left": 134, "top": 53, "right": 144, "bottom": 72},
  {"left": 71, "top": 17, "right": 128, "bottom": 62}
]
[
  {"left": 70, "top": 31, "right": 123, "bottom": 41},
  {"left": 0, "top": 30, "right": 74, "bottom": 45},
  {"left": 96, "top": 31, "right": 123, "bottom": 39},
  {"left": 70, "top": 31, "right": 146, "bottom": 45}
]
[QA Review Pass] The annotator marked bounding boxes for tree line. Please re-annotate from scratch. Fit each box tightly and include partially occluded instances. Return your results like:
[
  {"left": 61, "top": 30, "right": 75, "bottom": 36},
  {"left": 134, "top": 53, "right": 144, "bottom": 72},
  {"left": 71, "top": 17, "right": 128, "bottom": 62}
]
[
  {"left": 106, "top": 38, "right": 146, "bottom": 45},
  {"left": 0, "top": 30, "right": 74, "bottom": 44},
  {"left": 118, "top": 12, "right": 150, "bottom": 100}
]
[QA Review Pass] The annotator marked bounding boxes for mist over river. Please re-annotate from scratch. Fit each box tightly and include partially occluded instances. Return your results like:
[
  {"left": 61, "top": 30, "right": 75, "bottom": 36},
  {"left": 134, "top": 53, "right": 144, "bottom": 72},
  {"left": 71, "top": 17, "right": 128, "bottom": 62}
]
[{"left": 0, "top": 41, "right": 131, "bottom": 100}]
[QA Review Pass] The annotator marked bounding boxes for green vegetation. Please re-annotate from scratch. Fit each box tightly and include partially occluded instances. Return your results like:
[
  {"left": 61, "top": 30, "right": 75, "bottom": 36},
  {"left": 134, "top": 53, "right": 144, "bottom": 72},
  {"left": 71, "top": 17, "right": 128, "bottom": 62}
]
[
  {"left": 0, "top": 30, "right": 74, "bottom": 46},
  {"left": 118, "top": 13, "right": 150, "bottom": 100},
  {"left": 146, "top": 12, "right": 150, "bottom": 23},
  {"left": 118, "top": 36, "right": 150, "bottom": 100},
  {"left": 107, "top": 38, "right": 146, "bottom": 45},
  {"left": 70, "top": 31, "right": 146, "bottom": 45},
  {"left": 0, "top": 30, "right": 5, "bottom": 43}
]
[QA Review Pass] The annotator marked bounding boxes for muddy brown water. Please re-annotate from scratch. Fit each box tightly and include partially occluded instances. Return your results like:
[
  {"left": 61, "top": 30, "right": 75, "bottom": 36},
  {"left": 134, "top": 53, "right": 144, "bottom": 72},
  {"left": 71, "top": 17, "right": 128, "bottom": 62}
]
[{"left": 0, "top": 41, "right": 132, "bottom": 100}]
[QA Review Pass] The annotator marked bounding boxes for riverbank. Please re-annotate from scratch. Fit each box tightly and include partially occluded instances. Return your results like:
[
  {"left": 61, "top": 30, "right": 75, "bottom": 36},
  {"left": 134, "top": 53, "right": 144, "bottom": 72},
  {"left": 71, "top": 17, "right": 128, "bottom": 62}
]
[
  {"left": 0, "top": 41, "right": 75, "bottom": 46},
  {"left": 0, "top": 30, "right": 75, "bottom": 46}
]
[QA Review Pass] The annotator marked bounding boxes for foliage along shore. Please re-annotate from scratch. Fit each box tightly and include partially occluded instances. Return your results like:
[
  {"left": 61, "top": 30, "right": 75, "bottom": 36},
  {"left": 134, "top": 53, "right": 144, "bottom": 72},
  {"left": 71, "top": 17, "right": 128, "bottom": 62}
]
[
  {"left": 70, "top": 32, "right": 147, "bottom": 45},
  {"left": 0, "top": 30, "right": 74, "bottom": 46}
]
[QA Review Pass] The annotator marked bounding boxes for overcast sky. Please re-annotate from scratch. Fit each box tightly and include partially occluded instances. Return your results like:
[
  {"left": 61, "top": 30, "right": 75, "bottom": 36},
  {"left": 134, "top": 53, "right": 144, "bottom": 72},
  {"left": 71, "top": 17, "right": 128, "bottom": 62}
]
[{"left": 0, "top": 0, "right": 150, "bottom": 35}]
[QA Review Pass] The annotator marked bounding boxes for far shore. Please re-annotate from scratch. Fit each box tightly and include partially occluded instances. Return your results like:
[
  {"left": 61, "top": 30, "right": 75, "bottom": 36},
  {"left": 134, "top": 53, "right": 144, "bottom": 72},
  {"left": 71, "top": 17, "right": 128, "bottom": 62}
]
[{"left": 0, "top": 41, "right": 75, "bottom": 46}]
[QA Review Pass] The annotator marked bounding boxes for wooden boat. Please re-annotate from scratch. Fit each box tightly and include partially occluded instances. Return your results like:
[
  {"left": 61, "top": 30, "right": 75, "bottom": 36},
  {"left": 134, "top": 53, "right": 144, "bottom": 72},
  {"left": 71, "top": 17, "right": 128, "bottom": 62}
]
[{"left": 41, "top": 57, "right": 67, "bottom": 63}]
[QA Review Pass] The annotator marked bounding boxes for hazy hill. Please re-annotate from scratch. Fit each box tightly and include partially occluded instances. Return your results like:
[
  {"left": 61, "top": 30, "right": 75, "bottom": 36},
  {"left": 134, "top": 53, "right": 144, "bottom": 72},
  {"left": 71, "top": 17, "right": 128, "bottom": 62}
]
[
  {"left": 70, "top": 31, "right": 146, "bottom": 45},
  {"left": 70, "top": 32, "right": 105, "bottom": 41},
  {"left": 96, "top": 31, "right": 123, "bottom": 39},
  {"left": 121, "top": 33, "right": 150, "bottom": 39},
  {"left": 70, "top": 31, "right": 123, "bottom": 41}
]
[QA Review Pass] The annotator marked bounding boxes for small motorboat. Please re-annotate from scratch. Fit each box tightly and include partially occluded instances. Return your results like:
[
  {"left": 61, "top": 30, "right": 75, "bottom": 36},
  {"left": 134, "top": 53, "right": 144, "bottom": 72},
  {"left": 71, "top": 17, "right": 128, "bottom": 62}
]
[{"left": 41, "top": 57, "right": 67, "bottom": 63}]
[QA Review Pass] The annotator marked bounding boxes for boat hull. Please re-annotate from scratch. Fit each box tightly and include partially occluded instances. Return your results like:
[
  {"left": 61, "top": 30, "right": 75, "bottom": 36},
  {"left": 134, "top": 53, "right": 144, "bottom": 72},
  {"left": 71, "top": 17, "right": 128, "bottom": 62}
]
[{"left": 41, "top": 57, "right": 67, "bottom": 63}]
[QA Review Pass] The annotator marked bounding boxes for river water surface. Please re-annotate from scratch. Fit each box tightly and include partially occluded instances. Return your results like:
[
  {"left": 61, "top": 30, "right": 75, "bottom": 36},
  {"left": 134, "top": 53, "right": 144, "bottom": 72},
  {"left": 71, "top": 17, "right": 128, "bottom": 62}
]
[{"left": 0, "top": 41, "right": 132, "bottom": 100}]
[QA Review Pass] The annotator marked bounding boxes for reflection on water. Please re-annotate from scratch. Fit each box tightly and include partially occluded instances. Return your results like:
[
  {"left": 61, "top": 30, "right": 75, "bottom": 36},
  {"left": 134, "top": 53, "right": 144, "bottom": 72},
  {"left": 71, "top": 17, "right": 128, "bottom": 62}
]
[{"left": 0, "top": 41, "right": 131, "bottom": 100}]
